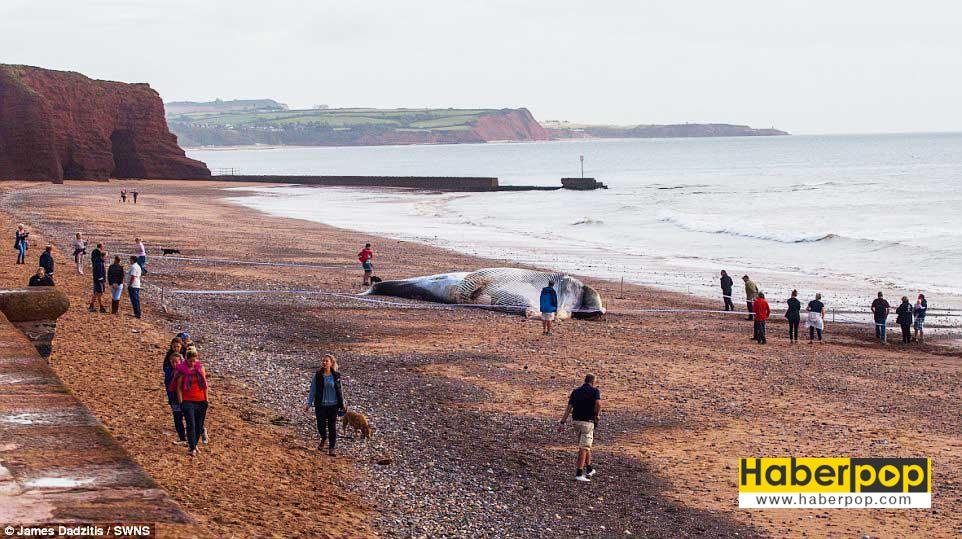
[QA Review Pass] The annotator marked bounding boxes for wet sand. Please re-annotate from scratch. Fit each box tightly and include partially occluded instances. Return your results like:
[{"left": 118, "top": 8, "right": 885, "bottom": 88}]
[{"left": 1, "top": 180, "right": 959, "bottom": 538}]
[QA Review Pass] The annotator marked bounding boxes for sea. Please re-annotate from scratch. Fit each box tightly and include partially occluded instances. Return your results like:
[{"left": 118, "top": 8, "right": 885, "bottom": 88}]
[{"left": 188, "top": 133, "right": 962, "bottom": 324}]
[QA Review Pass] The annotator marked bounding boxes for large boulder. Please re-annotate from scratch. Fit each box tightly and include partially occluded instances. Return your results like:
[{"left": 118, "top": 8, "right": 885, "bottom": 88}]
[{"left": 0, "top": 288, "right": 70, "bottom": 357}]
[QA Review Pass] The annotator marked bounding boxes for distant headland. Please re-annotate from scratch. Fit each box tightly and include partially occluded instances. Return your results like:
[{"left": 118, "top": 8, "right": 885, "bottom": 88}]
[
  {"left": 543, "top": 120, "right": 788, "bottom": 139},
  {"left": 165, "top": 99, "right": 788, "bottom": 147}
]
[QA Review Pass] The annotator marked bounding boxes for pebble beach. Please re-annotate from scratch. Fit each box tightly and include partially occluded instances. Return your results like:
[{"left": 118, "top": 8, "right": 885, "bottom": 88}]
[{"left": 1, "top": 180, "right": 959, "bottom": 538}]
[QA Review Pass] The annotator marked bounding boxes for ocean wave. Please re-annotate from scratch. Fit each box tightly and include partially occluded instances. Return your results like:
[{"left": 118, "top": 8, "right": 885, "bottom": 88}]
[
  {"left": 654, "top": 213, "right": 853, "bottom": 244},
  {"left": 650, "top": 183, "right": 711, "bottom": 191},
  {"left": 571, "top": 218, "right": 604, "bottom": 226}
]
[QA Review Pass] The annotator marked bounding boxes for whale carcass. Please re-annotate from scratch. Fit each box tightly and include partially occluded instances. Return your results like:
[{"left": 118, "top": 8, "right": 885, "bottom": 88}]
[{"left": 365, "top": 268, "right": 605, "bottom": 319}]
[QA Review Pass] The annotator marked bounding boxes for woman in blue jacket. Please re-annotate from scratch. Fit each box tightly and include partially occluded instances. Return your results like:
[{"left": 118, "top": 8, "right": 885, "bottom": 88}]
[
  {"left": 540, "top": 280, "right": 559, "bottom": 336},
  {"left": 303, "top": 354, "right": 345, "bottom": 456}
]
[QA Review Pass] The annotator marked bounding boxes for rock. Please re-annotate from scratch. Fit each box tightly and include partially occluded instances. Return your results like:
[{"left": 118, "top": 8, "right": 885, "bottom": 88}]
[
  {"left": 0, "top": 64, "right": 210, "bottom": 182},
  {"left": 0, "top": 287, "right": 70, "bottom": 357}
]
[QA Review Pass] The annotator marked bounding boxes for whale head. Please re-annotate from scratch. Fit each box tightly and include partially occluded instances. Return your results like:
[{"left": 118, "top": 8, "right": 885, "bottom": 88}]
[{"left": 573, "top": 284, "right": 605, "bottom": 319}]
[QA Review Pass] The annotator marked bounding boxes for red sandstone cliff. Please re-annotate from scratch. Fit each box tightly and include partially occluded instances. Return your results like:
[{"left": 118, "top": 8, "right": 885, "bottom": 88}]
[
  {"left": 0, "top": 65, "right": 209, "bottom": 183},
  {"left": 473, "top": 108, "right": 549, "bottom": 142}
]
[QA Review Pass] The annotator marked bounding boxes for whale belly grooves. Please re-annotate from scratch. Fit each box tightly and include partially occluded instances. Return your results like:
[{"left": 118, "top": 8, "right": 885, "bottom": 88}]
[{"left": 367, "top": 268, "right": 605, "bottom": 319}]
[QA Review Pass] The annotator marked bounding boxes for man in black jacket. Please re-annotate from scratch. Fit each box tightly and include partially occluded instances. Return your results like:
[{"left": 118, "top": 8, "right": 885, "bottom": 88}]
[
  {"left": 720, "top": 270, "right": 734, "bottom": 311},
  {"left": 88, "top": 244, "right": 108, "bottom": 313},
  {"left": 871, "top": 292, "right": 890, "bottom": 344},
  {"left": 39, "top": 245, "right": 54, "bottom": 278},
  {"left": 28, "top": 267, "right": 54, "bottom": 286}
]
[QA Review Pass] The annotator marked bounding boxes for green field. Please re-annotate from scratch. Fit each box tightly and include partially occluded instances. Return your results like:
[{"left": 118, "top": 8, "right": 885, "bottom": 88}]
[
  {"left": 163, "top": 105, "right": 528, "bottom": 146},
  {"left": 167, "top": 107, "right": 495, "bottom": 130}
]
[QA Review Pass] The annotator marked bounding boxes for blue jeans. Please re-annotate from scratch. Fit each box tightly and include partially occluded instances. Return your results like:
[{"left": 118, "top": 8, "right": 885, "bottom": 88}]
[
  {"left": 137, "top": 255, "right": 147, "bottom": 274},
  {"left": 875, "top": 322, "right": 887, "bottom": 343},
  {"left": 16, "top": 242, "right": 26, "bottom": 264},
  {"left": 128, "top": 287, "right": 142, "bottom": 318}
]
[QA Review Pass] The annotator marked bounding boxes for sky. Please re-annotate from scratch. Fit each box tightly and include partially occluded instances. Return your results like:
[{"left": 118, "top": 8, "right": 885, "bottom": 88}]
[{"left": 2, "top": 0, "right": 960, "bottom": 134}]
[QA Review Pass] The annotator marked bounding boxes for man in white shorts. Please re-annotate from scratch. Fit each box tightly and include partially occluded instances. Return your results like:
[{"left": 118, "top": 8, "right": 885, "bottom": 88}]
[{"left": 558, "top": 373, "right": 602, "bottom": 482}]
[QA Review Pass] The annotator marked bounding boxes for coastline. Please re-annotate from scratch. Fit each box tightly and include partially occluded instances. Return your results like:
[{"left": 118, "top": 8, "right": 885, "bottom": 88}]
[
  {"left": 1, "top": 180, "right": 959, "bottom": 537},
  {"left": 224, "top": 184, "right": 962, "bottom": 329}
]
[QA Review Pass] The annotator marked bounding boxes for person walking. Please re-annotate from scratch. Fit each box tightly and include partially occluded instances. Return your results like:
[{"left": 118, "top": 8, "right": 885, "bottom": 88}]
[
  {"left": 914, "top": 294, "right": 928, "bottom": 343},
  {"left": 120, "top": 189, "right": 127, "bottom": 203},
  {"left": 14, "top": 224, "right": 29, "bottom": 265},
  {"left": 88, "top": 243, "right": 107, "bottom": 313},
  {"left": 540, "top": 280, "right": 559, "bottom": 336},
  {"left": 720, "top": 270, "right": 735, "bottom": 311},
  {"left": 126, "top": 255, "right": 143, "bottom": 319},
  {"left": 806, "top": 293, "right": 826, "bottom": 343},
  {"left": 172, "top": 347, "right": 209, "bottom": 456},
  {"left": 108, "top": 255, "right": 125, "bottom": 314},
  {"left": 743, "top": 275, "right": 758, "bottom": 321},
  {"left": 28, "top": 267, "right": 54, "bottom": 287},
  {"left": 39, "top": 245, "right": 55, "bottom": 279},
  {"left": 303, "top": 354, "right": 345, "bottom": 457},
  {"left": 558, "top": 373, "right": 602, "bottom": 482},
  {"left": 358, "top": 243, "right": 374, "bottom": 286},
  {"left": 163, "top": 337, "right": 187, "bottom": 445},
  {"left": 871, "top": 292, "right": 890, "bottom": 344},
  {"left": 132, "top": 189, "right": 139, "bottom": 204},
  {"left": 72, "top": 232, "right": 87, "bottom": 275},
  {"left": 785, "top": 289, "right": 801, "bottom": 343},
  {"left": 896, "top": 296, "right": 914, "bottom": 344},
  {"left": 752, "top": 292, "right": 770, "bottom": 344},
  {"left": 134, "top": 238, "right": 147, "bottom": 274}
]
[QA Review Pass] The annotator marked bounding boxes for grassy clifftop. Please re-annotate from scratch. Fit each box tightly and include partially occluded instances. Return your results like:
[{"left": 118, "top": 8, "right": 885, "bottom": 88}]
[
  {"left": 165, "top": 107, "right": 545, "bottom": 147},
  {"left": 169, "top": 107, "right": 490, "bottom": 130}
]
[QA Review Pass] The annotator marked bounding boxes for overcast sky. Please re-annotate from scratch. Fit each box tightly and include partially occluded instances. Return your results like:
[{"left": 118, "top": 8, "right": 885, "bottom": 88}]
[{"left": 2, "top": 0, "right": 960, "bottom": 134}]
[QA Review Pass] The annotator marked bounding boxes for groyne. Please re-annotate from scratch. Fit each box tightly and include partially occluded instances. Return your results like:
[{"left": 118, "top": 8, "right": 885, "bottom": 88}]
[
  {"left": 217, "top": 175, "right": 499, "bottom": 191},
  {"left": 214, "top": 175, "right": 608, "bottom": 192}
]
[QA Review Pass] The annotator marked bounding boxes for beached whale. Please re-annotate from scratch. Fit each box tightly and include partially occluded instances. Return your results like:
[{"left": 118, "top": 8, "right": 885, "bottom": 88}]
[{"left": 365, "top": 268, "right": 605, "bottom": 319}]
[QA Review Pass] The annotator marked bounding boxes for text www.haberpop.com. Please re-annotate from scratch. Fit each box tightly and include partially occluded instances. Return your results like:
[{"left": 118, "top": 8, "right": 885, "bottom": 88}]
[{"left": 742, "top": 492, "right": 921, "bottom": 509}]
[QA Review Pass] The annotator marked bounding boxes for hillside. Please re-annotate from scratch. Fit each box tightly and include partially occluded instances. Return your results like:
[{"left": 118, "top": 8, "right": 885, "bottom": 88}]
[
  {"left": 165, "top": 98, "right": 288, "bottom": 115},
  {"left": 166, "top": 106, "right": 549, "bottom": 147}
]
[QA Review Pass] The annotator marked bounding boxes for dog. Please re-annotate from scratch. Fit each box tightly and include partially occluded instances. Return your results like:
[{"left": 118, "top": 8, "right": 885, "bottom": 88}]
[
  {"left": 341, "top": 410, "right": 372, "bottom": 439},
  {"left": 161, "top": 248, "right": 182, "bottom": 256},
  {"left": 370, "top": 276, "right": 382, "bottom": 284}
]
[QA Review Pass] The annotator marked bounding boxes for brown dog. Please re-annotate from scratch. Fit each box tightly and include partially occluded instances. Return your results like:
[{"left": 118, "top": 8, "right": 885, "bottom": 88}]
[{"left": 342, "top": 410, "right": 372, "bottom": 439}]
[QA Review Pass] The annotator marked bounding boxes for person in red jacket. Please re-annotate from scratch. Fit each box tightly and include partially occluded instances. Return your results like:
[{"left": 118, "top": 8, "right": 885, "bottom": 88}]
[
  {"left": 752, "top": 292, "right": 771, "bottom": 344},
  {"left": 358, "top": 243, "right": 374, "bottom": 286}
]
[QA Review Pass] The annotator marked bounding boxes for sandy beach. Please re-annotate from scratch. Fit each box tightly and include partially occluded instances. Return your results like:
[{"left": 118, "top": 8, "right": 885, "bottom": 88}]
[{"left": 1, "top": 180, "right": 959, "bottom": 538}]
